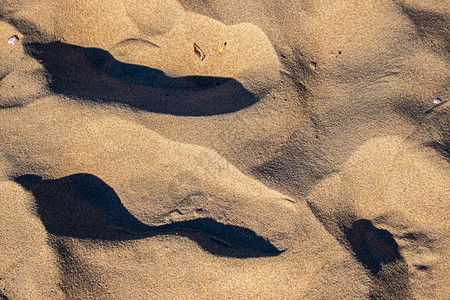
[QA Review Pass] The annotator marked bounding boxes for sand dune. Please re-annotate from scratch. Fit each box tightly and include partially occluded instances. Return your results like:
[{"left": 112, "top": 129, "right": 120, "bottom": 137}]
[{"left": 0, "top": 0, "right": 449, "bottom": 299}]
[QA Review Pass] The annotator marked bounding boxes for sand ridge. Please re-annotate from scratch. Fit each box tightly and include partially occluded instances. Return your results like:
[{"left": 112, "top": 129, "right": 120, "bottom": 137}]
[{"left": 0, "top": 0, "right": 449, "bottom": 299}]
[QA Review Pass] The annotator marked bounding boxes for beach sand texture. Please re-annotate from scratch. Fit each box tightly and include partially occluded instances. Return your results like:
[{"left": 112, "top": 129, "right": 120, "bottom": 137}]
[{"left": 0, "top": 0, "right": 449, "bottom": 299}]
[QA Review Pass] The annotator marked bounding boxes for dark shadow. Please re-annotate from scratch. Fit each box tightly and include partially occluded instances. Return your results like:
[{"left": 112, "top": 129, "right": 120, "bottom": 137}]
[
  {"left": 27, "top": 42, "right": 258, "bottom": 116},
  {"left": 344, "top": 219, "right": 402, "bottom": 275},
  {"left": 14, "top": 174, "right": 43, "bottom": 191},
  {"left": 24, "top": 173, "right": 281, "bottom": 258},
  {"left": 426, "top": 141, "right": 450, "bottom": 162},
  {"left": 398, "top": 4, "right": 449, "bottom": 54}
]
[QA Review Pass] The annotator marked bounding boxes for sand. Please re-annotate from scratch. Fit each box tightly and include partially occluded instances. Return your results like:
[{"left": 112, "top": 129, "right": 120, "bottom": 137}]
[{"left": 0, "top": 0, "right": 448, "bottom": 299}]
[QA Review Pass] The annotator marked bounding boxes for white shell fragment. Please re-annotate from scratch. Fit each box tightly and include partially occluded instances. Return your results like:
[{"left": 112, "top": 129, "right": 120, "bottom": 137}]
[
  {"left": 433, "top": 98, "right": 443, "bottom": 104},
  {"left": 7, "top": 35, "right": 19, "bottom": 45}
]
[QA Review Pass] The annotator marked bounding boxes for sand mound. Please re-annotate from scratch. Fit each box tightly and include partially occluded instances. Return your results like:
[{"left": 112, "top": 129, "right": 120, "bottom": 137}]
[
  {"left": 307, "top": 136, "right": 449, "bottom": 299},
  {"left": 0, "top": 0, "right": 448, "bottom": 299}
]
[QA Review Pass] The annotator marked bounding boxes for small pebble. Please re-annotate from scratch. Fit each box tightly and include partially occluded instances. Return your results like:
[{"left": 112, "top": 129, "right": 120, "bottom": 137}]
[
  {"left": 7, "top": 35, "right": 19, "bottom": 45},
  {"left": 433, "top": 98, "right": 442, "bottom": 104}
]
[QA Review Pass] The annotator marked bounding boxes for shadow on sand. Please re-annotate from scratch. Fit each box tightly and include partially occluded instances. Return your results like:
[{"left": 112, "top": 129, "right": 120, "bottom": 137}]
[
  {"left": 28, "top": 42, "right": 258, "bottom": 116},
  {"left": 15, "top": 173, "right": 281, "bottom": 258}
]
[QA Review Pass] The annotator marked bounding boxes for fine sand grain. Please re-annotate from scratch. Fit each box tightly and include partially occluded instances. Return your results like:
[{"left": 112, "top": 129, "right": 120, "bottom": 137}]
[{"left": 0, "top": 0, "right": 449, "bottom": 299}]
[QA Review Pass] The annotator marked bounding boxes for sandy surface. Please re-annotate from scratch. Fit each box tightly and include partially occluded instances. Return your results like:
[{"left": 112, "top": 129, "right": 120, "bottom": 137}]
[{"left": 0, "top": 0, "right": 449, "bottom": 299}]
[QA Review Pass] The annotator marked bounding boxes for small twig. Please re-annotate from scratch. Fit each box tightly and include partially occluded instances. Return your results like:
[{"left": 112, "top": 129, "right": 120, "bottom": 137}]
[
  {"left": 425, "top": 99, "right": 446, "bottom": 114},
  {"left": 193, "top": 43, "right": 205, "bottom": 61},
  {"left": 219, "top": 42, "right": 227, "bottom": 53}
]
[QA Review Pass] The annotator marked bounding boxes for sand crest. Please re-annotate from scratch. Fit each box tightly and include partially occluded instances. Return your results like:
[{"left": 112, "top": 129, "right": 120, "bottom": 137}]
[{"left": 0, "top": 0, "right": 448, "bottom": 299}]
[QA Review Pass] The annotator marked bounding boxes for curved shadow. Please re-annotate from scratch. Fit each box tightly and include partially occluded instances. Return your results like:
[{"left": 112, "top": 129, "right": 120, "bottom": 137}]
[
  {"left": 27, "top": 42, "right": 258, "bottom": 116},
  {"left": 344, "top": 219, "right": 402, "bottom": 275},
  {"left": 344, "top": 219, "right": 413, "bottom": 298},
  {"left": 15, "top": 173, "right": 281, "bottom": 258}
]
